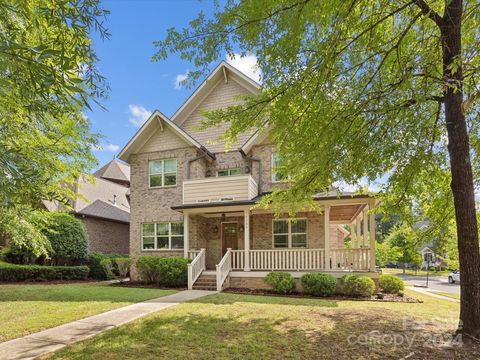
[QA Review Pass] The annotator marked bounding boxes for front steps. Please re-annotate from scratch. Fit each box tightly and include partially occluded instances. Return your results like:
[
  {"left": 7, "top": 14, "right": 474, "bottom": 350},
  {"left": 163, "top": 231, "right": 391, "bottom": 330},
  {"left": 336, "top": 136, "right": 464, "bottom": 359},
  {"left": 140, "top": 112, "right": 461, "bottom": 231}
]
[{"left": 192, "top": 274, "right": 216, "bottom": 291}]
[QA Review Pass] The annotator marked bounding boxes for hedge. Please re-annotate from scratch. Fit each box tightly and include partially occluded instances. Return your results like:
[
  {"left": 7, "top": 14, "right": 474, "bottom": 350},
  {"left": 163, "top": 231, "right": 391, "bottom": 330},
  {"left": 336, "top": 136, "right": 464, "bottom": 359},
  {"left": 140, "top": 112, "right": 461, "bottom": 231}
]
[
  {"left": 264, "top": 272, "right": 296, "bottom": 294},
  {"left": 379, "top": 274, "right": 404, "bottom": 294},
  {"left": 88, "top": 252, "right": 128, "bottom": 280},
  {"left": 341, "top": 275, "right": 376, "bottom": 297},
  {"left": 0, "top": 261, "right": 89, "bottom": 282},
  {"left": 136, "top": 256, "right": 190, "bottom": 287},
  {"left": 300, "top": 273, "right": 336, "bottom": 296}
]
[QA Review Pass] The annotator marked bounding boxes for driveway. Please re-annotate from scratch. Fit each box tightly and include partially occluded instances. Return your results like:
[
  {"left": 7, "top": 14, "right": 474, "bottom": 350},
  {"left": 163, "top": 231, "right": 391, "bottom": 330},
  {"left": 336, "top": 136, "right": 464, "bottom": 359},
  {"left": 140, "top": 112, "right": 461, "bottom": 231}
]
[{"left": 398, "top": 274, "right": 460, "bottom": 295}]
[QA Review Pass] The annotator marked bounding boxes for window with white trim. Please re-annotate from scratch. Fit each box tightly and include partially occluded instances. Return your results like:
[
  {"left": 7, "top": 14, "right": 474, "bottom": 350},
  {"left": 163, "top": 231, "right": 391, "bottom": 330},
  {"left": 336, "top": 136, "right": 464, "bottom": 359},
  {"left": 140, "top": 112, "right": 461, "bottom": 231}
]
[
  {"left": 142, "top": 222, "right": 184, "bottom": 250},
  {"left": 149, "top": 159, "right": 177, "bottom": 187},
  {"left": 217, "top": 168, "right": 241, "bottom": 177},
  {"left": 273, "top": 219, "right": 307, "bottom": 248},
  {"left": 271, "top": 153, "right": 286, "bottom": 182}
]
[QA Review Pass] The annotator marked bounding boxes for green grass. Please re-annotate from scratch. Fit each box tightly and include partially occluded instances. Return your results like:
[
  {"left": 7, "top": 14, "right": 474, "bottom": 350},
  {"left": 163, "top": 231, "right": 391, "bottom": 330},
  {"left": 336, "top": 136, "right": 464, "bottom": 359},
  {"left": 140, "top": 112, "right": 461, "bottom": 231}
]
[
  {"left": 0, "top": 283, "right": 176, "bottom": 342},
  {"left": 428, "top": 291, "right": 460, "bottom": 300},
  {"left": 43, "top": 290, "right": 479, "bottom": 360},
  {"left": 381, "top": 268, "right": 450, "bottom": 277}
]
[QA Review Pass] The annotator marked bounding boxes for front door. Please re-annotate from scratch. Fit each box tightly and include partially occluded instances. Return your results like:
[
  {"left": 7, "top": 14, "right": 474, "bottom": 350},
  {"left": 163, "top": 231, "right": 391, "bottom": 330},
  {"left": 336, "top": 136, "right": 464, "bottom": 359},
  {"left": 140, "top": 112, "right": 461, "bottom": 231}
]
[{"left": 221, "top": 222, "right": 238, "bottom": 255}]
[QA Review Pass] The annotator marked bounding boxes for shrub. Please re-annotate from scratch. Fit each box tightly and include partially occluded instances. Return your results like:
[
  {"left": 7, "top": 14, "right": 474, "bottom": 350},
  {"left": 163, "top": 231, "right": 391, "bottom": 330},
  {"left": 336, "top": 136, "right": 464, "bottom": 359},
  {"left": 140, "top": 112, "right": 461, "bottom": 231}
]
[
  {"left": 88, "top": 252, "right": 127, "bottom": 280},
  {"left": 136, "top": 256, "right": 189, "bottom": 287},
  {"left": 342, "top": 275, "right": 376, "bottom": 297},
  {"left": 379, "top": 274, "right": 404, "bottom": 294},
  {"left": 44, "top": 213, "right": 88, "bottom": 265},
  {"left": 264, "top": 272, "right": 296, "bottom": 294},
  {"left": 0, "top": 261, "right": 89, "bottom": 281},
  {"left": 301, "top": 273, "right": 337, "bottom": 296},
  {"left": 114, "top": 258, "right": 131, "bottom": 278}
]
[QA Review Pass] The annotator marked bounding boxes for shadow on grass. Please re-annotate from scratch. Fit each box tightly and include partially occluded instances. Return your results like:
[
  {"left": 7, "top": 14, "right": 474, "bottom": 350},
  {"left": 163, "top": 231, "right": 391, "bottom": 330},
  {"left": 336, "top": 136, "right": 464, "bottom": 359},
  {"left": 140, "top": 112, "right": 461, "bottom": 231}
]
[
  {"left": 45, "top": 307, "right": 480, "bottom": 360},
  {"left": 0, "top": 283, "right": 175, "bottom": 303},
  {"left": 189, "top": 292, "right": 339, "bottom": 307}
]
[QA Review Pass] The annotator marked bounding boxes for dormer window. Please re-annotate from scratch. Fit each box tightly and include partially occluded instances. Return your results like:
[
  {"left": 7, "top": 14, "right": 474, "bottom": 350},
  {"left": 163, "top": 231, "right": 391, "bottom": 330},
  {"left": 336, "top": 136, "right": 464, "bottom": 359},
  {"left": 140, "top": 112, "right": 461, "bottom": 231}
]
[{"left": 217, "top": 168, "right": 241, "bottom": 177}]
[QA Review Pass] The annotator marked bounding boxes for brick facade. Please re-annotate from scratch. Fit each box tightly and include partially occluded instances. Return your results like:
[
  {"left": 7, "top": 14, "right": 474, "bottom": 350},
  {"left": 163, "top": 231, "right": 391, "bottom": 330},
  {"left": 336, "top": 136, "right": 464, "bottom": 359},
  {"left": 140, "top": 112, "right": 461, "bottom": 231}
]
[{"left": 81, "top": 217, "right": 129, "bottom": 254}]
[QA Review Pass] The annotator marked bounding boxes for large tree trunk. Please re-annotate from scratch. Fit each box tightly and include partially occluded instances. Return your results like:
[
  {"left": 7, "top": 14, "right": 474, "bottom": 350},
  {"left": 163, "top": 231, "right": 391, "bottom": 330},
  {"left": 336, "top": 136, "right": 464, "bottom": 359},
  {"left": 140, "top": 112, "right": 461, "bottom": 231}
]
[{"left": 442, "top": 0, "right": 480, "bottom": 338}]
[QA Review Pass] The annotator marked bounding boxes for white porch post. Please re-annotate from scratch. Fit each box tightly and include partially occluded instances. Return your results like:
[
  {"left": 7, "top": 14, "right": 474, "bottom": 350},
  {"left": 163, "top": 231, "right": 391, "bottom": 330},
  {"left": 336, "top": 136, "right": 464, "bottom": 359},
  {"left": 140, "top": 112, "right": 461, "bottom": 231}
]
[
  {"left": 356, "top": 216, "right": 361, "bottom": 249},
  {"left": 369, "top": 206, "right": 376, "bottom": 271},
  {"left": 183, "top": 212, "right": 189, "bottom": 259},
  {"left": 324, "top": 206, "right": 331, "bottom": 270},
  {"left": 244, "top": 208, "right": 250, "bottom": 271},
  {"left": 362, "top": 207, "right": 369, "bottom": 248},
  {"left": 350, "top": 221, "right": 356, "bottom": 248}
]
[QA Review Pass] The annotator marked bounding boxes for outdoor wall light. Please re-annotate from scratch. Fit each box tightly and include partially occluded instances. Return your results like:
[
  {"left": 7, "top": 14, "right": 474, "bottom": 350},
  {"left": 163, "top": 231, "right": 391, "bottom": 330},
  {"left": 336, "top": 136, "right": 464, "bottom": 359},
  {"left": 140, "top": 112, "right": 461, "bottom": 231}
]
[
  {"left": 239, "top": 225, "right": 244, "bottom": 232},
  {"left": 213, "top": 225, "right": 219, "bottom": 233}
]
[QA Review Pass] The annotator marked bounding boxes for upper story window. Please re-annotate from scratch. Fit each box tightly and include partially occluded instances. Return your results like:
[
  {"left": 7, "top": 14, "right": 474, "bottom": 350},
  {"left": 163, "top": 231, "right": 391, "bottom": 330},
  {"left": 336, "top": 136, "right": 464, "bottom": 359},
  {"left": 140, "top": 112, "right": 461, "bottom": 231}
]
[
  {"left": 271, "top": 153, "right": 286, "bottom": 182},
  {"left": 273, "top": 219, "right": 307, "bottom": 248},
  {"left": 142, "top": 222, "right": 184, "bottom": 250},
  {"left": 217, "top": 168, "right": 241, "bottom": 177},
  {"left": 149, "top": 159, "right": 177, "bottom": 187}
]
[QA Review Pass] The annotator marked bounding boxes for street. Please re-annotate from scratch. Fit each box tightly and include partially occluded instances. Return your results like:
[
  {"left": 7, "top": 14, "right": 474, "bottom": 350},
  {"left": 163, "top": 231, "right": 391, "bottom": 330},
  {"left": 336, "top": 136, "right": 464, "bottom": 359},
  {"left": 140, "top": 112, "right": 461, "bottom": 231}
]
[{"left": 398, "top": 274, "right": 460, "bottom": 295}]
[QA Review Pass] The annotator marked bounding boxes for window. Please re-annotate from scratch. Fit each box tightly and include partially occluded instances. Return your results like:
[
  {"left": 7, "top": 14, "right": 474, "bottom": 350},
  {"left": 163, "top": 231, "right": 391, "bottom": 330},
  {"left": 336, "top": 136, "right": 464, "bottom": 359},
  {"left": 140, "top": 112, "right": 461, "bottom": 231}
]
[
  {"left": 271, "top": 153, "right": 286, "bottom": 182},
  {"left": 149, "top": 159, "right": 177, "bottom": 187},
  {"left": 273, "top": 219, "right": 307, "bottom": 248},
  {"left": 217, "top": 168, "right": 241, "bottom": 177},
  {"left": 142, "top": 222, "right": 184, "bottom": 250}
]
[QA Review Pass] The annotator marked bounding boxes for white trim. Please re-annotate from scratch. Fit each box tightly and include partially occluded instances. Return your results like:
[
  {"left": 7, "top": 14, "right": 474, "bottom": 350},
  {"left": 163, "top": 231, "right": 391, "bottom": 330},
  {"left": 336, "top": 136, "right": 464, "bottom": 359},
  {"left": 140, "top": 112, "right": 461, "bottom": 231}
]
[
  {"left": 272, "top": 218, "right": 308, "bottom": 248},
  {"left": 141, "top": 221, "right": 185, "bottom": 251},
  {"left": 221, "top": 221, "right": 238, "bottom": 256},
  {"left": 217, "top": 168, "right": 241, "bottom": 177},
  {"left": 184, "top": 174, "right": 251, "bottom": 185},
  {"left": 148, "top": 158, "right": 177, "bottom": 188}
]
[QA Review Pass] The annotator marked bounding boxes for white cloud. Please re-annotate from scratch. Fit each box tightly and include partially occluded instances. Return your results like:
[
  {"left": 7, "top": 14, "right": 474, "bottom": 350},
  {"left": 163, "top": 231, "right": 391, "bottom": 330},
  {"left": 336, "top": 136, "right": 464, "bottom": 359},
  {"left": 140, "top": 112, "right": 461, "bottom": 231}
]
[
  {"left": 93, "top": 143, "right": 120, "bottom": 152},
  {"left": 128, "top": 104, "right": 152, "bottom": 127},
  {"left": 226, "top": 53, "right": 262, "bottom": 83},
  {"left": 174, "top": 71, "right": 189, "bottom": 90}
]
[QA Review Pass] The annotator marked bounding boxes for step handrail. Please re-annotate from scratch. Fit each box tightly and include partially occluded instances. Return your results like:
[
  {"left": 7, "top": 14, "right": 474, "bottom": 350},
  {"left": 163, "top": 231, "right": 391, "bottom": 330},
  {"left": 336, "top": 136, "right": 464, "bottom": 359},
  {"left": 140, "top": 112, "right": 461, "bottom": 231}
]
[
  {"left": 216, "top": 248, "right": 232, "bottom": 291},
  {"left": 187, "top": 248, "right": 206, "bottom": 290}
]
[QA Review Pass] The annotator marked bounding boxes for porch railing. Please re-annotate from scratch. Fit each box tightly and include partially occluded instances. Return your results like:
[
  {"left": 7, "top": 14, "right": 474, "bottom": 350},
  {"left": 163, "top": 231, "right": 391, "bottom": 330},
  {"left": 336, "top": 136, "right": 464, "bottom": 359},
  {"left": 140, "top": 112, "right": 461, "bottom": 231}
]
[
  {"left": 330, "top": 248, "right": 370, "bottom": 271},
  {"left": 216, "top": 248, "right": 232, "bottom": 291},
  {"left": 187, "top": 248, "right": 206, "bottom": 290},
  {"left": 187, "top": 249, "right": 201, "bottom": 260}
]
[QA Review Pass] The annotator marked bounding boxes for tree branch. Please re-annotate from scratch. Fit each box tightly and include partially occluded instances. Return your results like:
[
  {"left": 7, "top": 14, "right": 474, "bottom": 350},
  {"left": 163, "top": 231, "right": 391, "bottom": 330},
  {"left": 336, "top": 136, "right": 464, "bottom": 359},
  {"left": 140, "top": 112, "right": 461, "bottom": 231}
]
[
  {"left": 412, "top": 0, "right": 444, "bottom": 27},
  {"left": 462, "top": 89, "right": 480, "bottom": 113}
]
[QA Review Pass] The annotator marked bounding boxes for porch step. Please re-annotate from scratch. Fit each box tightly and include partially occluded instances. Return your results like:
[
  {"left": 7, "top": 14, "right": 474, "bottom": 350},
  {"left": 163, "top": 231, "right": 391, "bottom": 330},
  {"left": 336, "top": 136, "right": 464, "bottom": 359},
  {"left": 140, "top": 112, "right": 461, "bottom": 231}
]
[{"left": 192, "top": 274, "right": 217, "bottom": 291}]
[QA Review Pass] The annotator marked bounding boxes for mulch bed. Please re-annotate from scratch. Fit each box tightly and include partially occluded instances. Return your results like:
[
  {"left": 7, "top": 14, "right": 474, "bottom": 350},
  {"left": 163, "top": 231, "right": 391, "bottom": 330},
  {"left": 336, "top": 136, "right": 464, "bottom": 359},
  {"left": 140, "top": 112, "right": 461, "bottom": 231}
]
[{"left": 223, "top": 287, "right": 421, "bottom": 303}]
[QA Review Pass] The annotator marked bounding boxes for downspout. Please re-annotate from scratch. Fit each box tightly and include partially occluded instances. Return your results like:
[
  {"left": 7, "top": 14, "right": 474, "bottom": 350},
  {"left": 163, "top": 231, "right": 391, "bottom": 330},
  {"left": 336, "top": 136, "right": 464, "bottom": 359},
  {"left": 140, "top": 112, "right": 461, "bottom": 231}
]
[
  {"left": 240, "top": 149, "right": 262, "bottom": 194},
  {"left": 187, "top": 153, "right": 207, "bottom": 179}
]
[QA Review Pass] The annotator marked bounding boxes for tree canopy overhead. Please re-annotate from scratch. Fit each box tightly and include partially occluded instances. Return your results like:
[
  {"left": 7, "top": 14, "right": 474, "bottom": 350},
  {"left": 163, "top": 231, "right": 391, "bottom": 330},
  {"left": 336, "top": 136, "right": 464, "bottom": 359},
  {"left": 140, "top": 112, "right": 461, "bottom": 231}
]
[
  {"left": 154, "top": 0, "right": 480, "bottom": 337},
  {"left": 0, "top": 0, "right": 108, "bottom": 254}
]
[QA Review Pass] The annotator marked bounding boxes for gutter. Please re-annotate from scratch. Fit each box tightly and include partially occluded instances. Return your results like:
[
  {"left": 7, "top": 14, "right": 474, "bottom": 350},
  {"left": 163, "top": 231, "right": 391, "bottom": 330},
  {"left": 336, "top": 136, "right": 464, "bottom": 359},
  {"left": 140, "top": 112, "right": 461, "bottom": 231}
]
[
  {"left": 187, "top": 153, "right": 208, "bottom": 179},
  {"left": 240, "top": 149, "right": 262, "bottom": 194}
]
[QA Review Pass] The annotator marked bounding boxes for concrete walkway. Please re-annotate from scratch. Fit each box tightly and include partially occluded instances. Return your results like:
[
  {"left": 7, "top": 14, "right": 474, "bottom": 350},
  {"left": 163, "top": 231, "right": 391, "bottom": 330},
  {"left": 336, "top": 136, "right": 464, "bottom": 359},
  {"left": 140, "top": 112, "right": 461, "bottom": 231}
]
[
  {"left": 406, "top": 286, "right": 460, "bottom": 303},
  {"left": 0, "top": 290, "right": 216, "bottom": 360}
]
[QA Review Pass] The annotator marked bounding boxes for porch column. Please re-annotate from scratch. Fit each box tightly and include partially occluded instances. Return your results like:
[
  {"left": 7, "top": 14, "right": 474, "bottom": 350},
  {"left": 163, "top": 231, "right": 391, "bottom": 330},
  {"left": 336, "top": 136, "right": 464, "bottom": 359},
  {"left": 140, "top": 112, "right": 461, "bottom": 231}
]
[
  {"left": 244, "top": 208, "right": 251, "bottom": 271},
  {"left": 350, "top": 221, "right": 356, "bottom": 248},
  {"left": 324, "top": 206, "right": 331, "bottom": 270},
  {"left": 356, "top": 216, "right": 361, "bottom": 248},
  {"left": 362, "top": 207, "right": 369, "bottom": 248},
  {"left": 369, "top": 207, "right": 376, "bottom": 271},
  {"left": 183, "top": 212, "right": 189, "bottom": 259}
]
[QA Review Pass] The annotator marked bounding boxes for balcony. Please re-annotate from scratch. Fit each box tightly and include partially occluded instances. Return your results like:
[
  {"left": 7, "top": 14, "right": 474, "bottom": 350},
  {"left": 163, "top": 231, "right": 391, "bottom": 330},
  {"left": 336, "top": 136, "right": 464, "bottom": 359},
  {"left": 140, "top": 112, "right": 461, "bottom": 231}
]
[{"left": 182, "top": 174, "right": 258, "bottom": 205}]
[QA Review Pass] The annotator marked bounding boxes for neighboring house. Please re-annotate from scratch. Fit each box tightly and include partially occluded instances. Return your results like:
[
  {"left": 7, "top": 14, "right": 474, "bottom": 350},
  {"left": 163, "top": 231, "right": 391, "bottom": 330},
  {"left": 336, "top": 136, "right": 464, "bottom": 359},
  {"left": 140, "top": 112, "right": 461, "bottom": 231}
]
[
  {"left": 414, "top": 221, "right": 447, "bottom": 270},
  {"left": 118, "top": 62, "right": 378, "bottom": 290},
  {"left": 44, "top": 159, "right": 131, "bottom": 254}
]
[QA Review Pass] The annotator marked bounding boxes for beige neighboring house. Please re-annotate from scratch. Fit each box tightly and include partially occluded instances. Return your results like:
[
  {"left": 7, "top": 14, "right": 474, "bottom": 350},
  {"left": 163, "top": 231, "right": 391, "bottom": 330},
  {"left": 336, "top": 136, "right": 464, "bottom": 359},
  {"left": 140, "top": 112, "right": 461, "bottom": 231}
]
[
  {"left": 119, "top": 61, "right": 378, "bottom": 290},
  {"left": 44, "top": 159, "right": 130, "bottom": 254}
]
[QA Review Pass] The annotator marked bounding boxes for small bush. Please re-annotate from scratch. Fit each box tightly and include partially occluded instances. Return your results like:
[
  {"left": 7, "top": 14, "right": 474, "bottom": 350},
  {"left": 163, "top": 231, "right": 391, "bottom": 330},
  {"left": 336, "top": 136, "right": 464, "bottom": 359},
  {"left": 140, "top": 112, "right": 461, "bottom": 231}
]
[
  {"left": 136, "top": 256, "right": 189, "bottom": 287},
  {"left": 379, "top": 274, "right": 404, "bottom": 294},
  {"left": 264, "top": 272, "right": 295, "bottom": 294},
  {"left": 88, "top": 252, "right": 127, "bottom": 280},
  {"left": 114, "top": 258, "right": 131, "bottom": 278},
  {"left": 301, "top": 273, "right": 337, "bottom": 296},
  {"left": 342, "top": 275, "right": 376, "bottom": 297},
  {"left": 0, "top": 261, "right": 89, "bottom": 281}
]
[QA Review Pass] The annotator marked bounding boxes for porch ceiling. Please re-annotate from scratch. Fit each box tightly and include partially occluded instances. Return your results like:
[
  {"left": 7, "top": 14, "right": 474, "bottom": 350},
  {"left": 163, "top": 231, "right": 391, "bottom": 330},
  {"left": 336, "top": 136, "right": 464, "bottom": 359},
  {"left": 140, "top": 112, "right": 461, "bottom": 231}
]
[{"left": 329, "top": 204, "right": 365, "bottom": 223}]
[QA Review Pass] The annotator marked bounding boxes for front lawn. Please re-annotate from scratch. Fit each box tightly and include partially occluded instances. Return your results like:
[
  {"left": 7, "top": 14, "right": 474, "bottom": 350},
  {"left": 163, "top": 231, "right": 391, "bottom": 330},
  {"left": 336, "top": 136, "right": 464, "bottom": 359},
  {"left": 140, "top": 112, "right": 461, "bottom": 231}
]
[
  {"left": 429, "top": 290, "right": 461, "bottom": 300},
  {"left": 0, "top": 283, "right": 175, "bottom": 342},
  {"left": 381, "top": 268, "right": 450, "bottom": 277},
  {"left": 44, "top": 290, "right": 479, "bottom": 360}
]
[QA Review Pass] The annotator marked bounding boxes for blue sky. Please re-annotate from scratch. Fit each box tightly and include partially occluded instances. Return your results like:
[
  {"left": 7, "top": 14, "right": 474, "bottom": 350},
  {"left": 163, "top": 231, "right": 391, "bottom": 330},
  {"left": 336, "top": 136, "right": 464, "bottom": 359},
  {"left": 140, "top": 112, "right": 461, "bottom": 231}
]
[{"left": 88, "top": 0, "right": 261, "bottom": 169}]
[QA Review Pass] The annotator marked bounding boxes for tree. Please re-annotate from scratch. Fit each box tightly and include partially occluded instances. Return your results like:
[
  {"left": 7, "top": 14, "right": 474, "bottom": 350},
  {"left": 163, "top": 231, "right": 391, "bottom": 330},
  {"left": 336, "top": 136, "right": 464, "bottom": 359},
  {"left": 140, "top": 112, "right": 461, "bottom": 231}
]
[
  {"left": 154, "top": 0, "right": 480, "bottom": 337},
  {"left": 0, "top": 0, "right": 108, "bottom": 255},
  {"left": 375, "top": 241, "right": 402, "bottom": 267},
  {"left": 385, "top": 224, "right": 423, "bottom": 272}
]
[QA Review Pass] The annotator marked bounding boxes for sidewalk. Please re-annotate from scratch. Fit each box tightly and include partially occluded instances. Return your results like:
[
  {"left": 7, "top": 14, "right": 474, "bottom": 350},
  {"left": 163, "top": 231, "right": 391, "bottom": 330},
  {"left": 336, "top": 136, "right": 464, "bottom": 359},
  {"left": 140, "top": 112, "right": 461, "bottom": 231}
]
[
  {"left": 406, "top": 286, "right": 460, "bottom": 303},
  {"left": 0, "top": 290, "right": 216, "bottom": 360}
]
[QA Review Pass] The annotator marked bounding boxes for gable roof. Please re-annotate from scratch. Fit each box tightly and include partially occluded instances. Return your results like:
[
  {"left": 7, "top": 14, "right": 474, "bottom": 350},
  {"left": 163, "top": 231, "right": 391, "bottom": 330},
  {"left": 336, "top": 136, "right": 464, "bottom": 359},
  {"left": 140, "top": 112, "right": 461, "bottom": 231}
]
[
  {"left": 172, "top": 61, "right": 260, "bottom": 127},
  {"left": 94, "top": 159, "right": 130, "bottom": 185},
  {"left": 118, "top": 110, "right": 215, "bottom": 162},
  {"left": 77, "top": 199, "right": 130, "bottom": 223}
]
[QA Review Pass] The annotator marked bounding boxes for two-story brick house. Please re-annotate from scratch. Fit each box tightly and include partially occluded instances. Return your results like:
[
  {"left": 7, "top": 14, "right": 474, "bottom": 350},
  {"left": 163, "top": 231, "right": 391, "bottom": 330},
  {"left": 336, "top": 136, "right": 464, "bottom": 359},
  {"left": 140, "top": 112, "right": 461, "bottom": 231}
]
[{"left": 118, "top": 62, "right": 378, "bottom": 290}]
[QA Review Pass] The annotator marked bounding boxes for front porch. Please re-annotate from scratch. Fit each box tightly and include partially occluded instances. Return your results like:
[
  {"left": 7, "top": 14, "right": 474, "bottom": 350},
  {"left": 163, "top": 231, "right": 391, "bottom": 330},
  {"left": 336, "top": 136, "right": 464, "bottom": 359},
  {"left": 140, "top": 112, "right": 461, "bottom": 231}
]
[{"left": 178, "top": 195, "right": 378, "bottom": 291}]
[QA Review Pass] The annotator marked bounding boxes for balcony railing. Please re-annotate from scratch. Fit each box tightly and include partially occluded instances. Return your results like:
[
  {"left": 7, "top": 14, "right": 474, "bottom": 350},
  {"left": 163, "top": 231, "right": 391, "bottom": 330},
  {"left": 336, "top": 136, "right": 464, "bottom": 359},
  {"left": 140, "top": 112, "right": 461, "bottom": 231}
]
[{"left": 182, "top": 174, "right": 258, "bottom": 204}]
